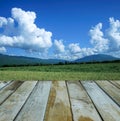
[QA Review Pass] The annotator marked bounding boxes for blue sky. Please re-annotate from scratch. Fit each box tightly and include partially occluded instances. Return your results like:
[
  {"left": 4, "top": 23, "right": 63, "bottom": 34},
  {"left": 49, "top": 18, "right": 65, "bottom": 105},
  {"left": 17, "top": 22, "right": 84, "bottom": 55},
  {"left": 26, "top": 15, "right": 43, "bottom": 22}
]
[{"left": 0, "top": 0, "right": 120, "bottom": 60}]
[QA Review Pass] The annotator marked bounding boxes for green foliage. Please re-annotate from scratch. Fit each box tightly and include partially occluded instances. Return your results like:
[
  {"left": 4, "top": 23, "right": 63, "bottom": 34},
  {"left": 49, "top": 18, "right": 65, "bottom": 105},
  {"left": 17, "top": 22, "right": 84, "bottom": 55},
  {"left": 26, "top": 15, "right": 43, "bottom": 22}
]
[
  {"left": 0, "top": 54, "right": 65, "bottom": 67},
  {"left": 0, "top": 63, "right": 120, "bottom": 73},
  {"left": 0, "top": 62, "right": 119, "bottom": 80}
]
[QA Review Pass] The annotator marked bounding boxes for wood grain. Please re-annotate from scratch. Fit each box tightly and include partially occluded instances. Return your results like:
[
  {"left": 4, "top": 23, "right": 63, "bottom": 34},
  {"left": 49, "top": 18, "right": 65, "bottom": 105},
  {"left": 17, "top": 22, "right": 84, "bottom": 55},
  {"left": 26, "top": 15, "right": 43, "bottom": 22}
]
[
  {"left": 15, "top": 81, "right": 51, "bottom": 121},
  {"left": 110, "top": 81, "right": 120, "bottom": 89},
  {"left": 96, "top": 81, "right": 120, "bottom": 106},
  {"left": 82, "top": 81, "right": 120, "bottom": 121},
  {"left": 67, "top": 81, "right": 102, "bottom": 121},
  {"left": 0, "top": 81, "right": 11, "bottom": 90},
  {"left": 0, "top": 81, "right": 23, "bottom": 105},
  {"left": 44, "top": 81, "right": 72, "bottom": 121},
  {"left": 0, "top": 81, "right": 37, "bottom": 121}
]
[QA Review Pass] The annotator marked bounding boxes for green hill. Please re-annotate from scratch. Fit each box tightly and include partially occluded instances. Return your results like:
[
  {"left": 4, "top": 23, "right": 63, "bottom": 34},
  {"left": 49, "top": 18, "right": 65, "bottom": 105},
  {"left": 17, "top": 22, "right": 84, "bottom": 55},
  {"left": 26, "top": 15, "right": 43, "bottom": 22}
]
[
  {"left": 0, "top": 54, "right": 65, "bottom": 67},
  {"left": 74, "top": 54, "right": 120, "bottom": 63}
]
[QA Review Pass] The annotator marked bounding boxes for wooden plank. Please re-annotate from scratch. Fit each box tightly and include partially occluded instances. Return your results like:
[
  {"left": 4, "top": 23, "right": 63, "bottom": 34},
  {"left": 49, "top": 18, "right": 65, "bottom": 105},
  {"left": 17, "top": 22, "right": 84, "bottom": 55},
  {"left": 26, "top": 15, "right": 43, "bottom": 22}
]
[
  {"left": 0, "top": 81, "right": 37, "bottom": 121},
  {"left": 115, "top": 81, "right": 120, "bottom": 85},
  {"left": 0, "top": 81, "right": 23, "bottom": 105},
  {"left": 44, "top": 81, "right": 72, "bottom": 121},
  {"left": 110, "top": 81, "right": 120, "bottom": 89},
  {"left": 96, "top": 81, "right": 120, "bottom": 106},
  {"left": 67, "top": 81, "right": 102, "bottom": 121},
  {"left": 14, "top": 81, "right": 51, "bottom": 121},
  {"left": 0, "top": 81, "right": 11, "bottom": 90},
  {"left": 82, "top": 81, "right": 120, "bottom": 121}
]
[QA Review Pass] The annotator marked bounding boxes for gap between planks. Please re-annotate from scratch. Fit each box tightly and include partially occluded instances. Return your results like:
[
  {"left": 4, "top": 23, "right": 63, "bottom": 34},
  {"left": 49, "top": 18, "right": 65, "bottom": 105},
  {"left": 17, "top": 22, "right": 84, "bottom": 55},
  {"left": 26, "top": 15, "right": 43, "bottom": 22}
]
[
  {"left": 67, "top": 81, "right": 102, "bottom": 121},
  {"left": 0, "top": 81, "right": 23, "bottom": 105},
  {"left": 96, "top": 81, "right": 120, "bottom": 107},
  {"left": 0, "top": 80, "right": 120, "bottom": 121},
  {"left": 82, "top": 81, "right": 120, "bottom": 121},
  {"left": 0, "top": 81, "right": 11, "bottom": 90},
  {"left": 14, "top": 81, "right": 51, "bottom": 121},
  {"left": 44, "top": 81, "right": 72, "bottom": 121},
  {"left": 0, "top": 81, "right": 37, "bottom": 121}
]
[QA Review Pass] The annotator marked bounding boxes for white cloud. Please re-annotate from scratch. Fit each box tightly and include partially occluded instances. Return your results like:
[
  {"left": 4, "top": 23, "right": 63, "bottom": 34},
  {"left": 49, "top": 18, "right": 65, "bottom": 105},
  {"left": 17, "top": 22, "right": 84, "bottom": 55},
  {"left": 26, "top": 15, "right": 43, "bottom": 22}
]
[
  {"left": 0, "top": 8, "right": 52, "bottom": 53},
  {"left": 67, "top": 43, "right": 95, "bottom": 60},
  {"left": 56, "top": 17, "right": 120, "bottom": 60},
  {"left": 81, "top": 48, "right": 95, "bottom": 56},
  {"left": 89, "top": 23, "right": 109, "bottom": 53},
  {"left": 107, "top": 17, "right": 120, "bottom": 51},
  {"left": 0, "top": 10, "right": 120, "bottom": 60},
  {"left": 68, "top": 43, "right": 81, "bottom": 54},
  {"left": 0, "top": 47, "right": 6, "bottom": 53},
  {"left": 109, "top": 50, "right": 120, "bottom": 58},
  {"left": 57, "top": 17, "right": 120, "bottom": 60},
  {"left": 89, "top": 17, "right": 120, "bottom": 55},
  {"left": 54, "top": 39, "right": 65, "bottom": 53},
  {"left": 0, "top": 17, "right": 7, "bottom": 27}
]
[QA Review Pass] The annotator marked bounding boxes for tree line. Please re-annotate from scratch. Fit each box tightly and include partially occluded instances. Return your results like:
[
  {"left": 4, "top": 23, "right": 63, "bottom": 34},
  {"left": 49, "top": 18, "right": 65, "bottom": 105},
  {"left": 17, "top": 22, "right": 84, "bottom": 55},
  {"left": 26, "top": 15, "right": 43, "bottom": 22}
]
[{"left": 0, "top": 59, "right": 120, "bottom": 68}]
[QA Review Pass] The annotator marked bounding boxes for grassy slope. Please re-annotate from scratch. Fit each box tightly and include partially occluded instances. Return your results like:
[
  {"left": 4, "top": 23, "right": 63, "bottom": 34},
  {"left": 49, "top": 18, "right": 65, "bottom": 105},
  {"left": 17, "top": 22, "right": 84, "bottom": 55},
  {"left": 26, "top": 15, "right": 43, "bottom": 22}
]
[{"left": 0, "top": 63, "right": 120, "bottom": 80}]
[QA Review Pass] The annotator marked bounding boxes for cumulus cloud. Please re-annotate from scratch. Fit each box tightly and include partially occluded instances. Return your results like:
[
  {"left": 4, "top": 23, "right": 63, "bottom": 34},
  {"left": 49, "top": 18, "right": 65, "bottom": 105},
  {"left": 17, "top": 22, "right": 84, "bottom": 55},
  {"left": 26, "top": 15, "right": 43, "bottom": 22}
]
[
  {"left": 89, "top": 17, "right": 120, "bottom": 56},
  {"left": 0, "top": 9, "right": 120, "bottom": 60},
  {"left": 107, "top": 17, "right": 120, "bottom": 51},
  {"left": 59, "top": 17, "right": 120, "bottom": 60},
  {"left": 0, "top": 47, "right": 6, "bottom": 53},
  {"left": 0, "top": 8, "right": 52, "bottom": 53},
  {"left": 68, "top": 43, "right": 81, "bottom": 54},
  {"left": 54, "top": 40, "right": 65, "bottom": 53},
  {"left": 68, "top": 43, "right": 94, "bottom": 60},
  {"left": 89, "top": 23, "right": 109, "bottom": 53},
  {"left": 54, "top": 42, "right": 92, "bottom": 60}
]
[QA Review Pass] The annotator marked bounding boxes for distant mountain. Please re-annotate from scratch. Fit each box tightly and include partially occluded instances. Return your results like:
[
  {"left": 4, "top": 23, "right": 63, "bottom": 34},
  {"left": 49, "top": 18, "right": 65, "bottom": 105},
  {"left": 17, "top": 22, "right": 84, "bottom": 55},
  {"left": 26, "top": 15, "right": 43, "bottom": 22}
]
[
  {"left": 74, "top": 54, "right": 120, "bottom": 63},
  {"left": 0, "top": 54, "right": 65, "bottom": 67},
  {"left": 0, "top": 54, "right": 119, "bottom": 67}
]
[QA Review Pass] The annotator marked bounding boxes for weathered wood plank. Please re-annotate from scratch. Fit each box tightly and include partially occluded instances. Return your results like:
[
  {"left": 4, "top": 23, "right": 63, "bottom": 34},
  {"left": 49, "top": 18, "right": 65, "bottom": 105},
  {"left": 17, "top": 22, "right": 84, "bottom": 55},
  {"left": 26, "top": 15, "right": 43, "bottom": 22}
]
[
  {"left": 115, "top": 81, "right": 120, "bottom": 85},
  {"left": 96, "top": 81, "right": 120, "bottom": 106},
  {"left": 44, "top": 81, "right": 72, "bottom": 121},
  {"left": 0, "top": 81, "right": 11, "bottom": 90},
  {"left": 82, "top": 81, "right": 120, "bottom": 121},
  {"left": 14, "top": 81, "right": 51, "bottom": 121},
  {"left": 0, "top": 81, "right": 23, "bottom": 105},
  {"left": 0, "top": 81, "right": 37, "bottom": 121},
  {"left": 110, "top": 81, "right": 120, "bottom": 89},
  {"left": 67, "top": 81, "right": 102, "bottom": 121}
]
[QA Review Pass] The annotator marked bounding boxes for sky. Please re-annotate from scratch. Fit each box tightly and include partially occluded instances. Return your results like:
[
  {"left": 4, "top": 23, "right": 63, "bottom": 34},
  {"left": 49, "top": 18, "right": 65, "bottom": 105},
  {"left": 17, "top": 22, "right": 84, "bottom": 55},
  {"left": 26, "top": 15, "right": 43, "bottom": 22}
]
[{"left": 0, "top": 0, "right": 120, "bottom": 60}]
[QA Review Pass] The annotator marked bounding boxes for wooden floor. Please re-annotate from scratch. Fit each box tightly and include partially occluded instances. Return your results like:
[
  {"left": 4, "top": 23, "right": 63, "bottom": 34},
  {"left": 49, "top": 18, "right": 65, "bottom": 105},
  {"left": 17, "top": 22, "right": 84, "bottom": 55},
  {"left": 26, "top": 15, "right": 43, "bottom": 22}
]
[{"left": 0, "top": 81, "right": 120, "bottom": 121}]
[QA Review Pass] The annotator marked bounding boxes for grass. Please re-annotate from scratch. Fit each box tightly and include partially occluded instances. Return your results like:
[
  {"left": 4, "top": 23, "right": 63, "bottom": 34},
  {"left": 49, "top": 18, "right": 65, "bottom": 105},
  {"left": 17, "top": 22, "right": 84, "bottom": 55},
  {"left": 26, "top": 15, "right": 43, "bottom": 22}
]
[
  {"left": 0, "top": 63, "right": 120, "bottom": 72},
  {"left": 0, "top": 63, "right": 120, "bottom": 80},
  {"left": 0, "top": 71, "right": 120, "bottom": 81}
]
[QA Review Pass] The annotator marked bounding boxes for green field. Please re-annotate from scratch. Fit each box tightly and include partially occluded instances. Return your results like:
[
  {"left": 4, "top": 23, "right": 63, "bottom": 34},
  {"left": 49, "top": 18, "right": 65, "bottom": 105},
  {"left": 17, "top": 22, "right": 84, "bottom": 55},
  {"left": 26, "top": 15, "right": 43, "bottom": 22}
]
[{"left": 0, "top": 62, "right": 120, "bottom": 80}]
